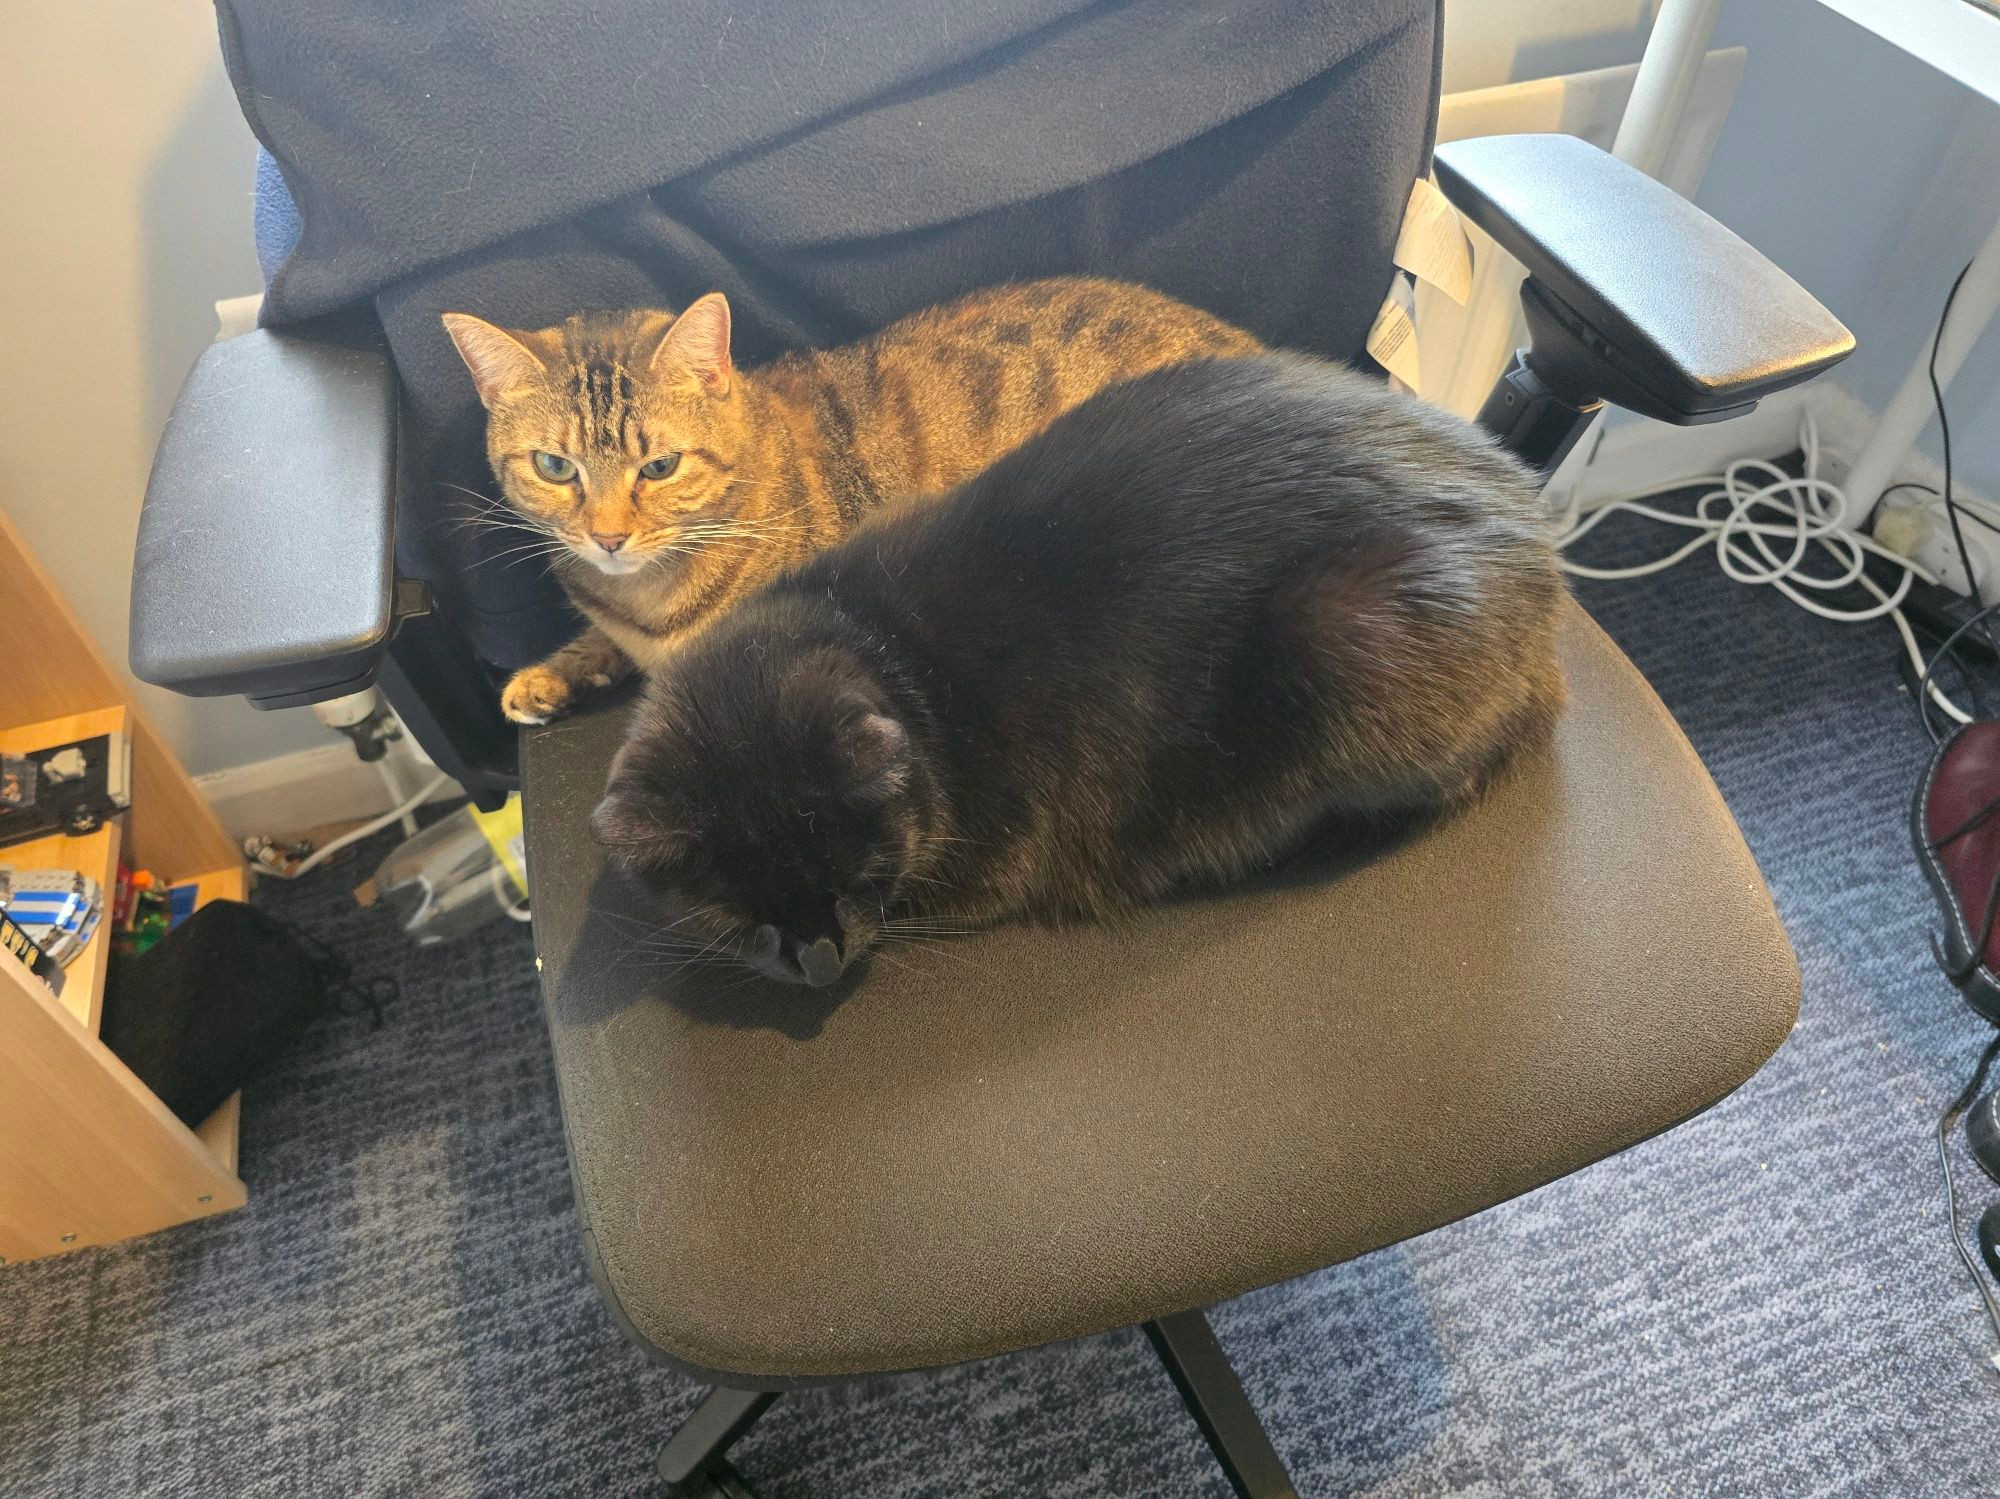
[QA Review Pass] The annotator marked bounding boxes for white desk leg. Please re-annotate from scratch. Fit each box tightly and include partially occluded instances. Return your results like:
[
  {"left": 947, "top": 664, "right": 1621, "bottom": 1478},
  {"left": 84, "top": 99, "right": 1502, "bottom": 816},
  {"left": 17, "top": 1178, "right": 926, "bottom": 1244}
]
[
  {"left": 1612, "top": 0, "right": 1724, "bottom": 179},
  {"left": 1846, "top": 214, "right": 2000, "bottom": 543}
]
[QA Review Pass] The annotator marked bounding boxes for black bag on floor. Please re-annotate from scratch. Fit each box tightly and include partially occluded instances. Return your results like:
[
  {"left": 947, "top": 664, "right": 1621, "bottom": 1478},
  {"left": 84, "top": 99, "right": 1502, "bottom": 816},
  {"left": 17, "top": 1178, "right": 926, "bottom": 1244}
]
[{"left": 100, "top": 899, "right": 340, "bottom": 1130}]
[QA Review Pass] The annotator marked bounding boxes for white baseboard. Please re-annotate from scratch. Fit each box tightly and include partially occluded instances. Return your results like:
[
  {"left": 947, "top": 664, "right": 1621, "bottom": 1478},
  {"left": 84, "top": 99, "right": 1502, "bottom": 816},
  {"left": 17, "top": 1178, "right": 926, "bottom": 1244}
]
[{"left": 194, "top": 739, "right": 458, "bottom": 843}]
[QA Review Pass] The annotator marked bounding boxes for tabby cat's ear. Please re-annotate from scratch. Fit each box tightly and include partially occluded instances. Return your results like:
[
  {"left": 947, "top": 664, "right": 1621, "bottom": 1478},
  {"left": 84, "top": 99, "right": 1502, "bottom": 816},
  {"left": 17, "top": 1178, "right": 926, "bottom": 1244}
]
[
  {"left": 441, "top": 313, "right": 547, "bottom": 410},
  {"left": 655, "top": 293, "right": 733, "bottom": 397}
]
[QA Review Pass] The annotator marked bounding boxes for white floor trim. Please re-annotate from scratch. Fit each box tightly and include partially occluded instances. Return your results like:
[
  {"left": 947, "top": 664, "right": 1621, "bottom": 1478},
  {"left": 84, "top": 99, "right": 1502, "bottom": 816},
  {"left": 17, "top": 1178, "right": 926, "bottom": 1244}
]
[{"left": 194, "top": 739, "right": 458, "bottom": 843}]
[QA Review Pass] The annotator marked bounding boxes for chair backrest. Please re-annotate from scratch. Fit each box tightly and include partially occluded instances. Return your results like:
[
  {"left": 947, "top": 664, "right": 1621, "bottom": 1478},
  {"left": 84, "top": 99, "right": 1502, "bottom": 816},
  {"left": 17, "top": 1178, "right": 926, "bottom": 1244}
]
[{"left": 229, "top": 0, "right": 1441, "bottom": 773}]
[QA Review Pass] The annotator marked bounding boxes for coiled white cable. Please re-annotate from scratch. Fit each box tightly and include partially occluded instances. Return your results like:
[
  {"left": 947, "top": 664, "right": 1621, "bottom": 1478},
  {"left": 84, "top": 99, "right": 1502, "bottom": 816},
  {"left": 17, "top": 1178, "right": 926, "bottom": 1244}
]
[{"left": 1556, "top": 414, "right": 1975, "bottom": 726}]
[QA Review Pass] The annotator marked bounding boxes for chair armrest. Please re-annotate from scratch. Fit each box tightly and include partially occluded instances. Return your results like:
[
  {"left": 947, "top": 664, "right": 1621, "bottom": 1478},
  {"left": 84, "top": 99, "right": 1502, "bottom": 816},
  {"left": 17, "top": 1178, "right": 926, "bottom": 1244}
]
[
  {"left": 1434, "top": 133, "right": 1854, "bottom": 424},
  {"left": 130, "top": 328, "right": 403, "bottom": 708}
]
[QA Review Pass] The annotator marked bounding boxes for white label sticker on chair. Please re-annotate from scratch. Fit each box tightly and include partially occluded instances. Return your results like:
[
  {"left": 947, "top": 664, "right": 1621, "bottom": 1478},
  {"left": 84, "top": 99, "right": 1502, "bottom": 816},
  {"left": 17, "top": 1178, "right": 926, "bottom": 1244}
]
[
  {"left": 1392, "top": 176, "right": 1472, "bottom": 305},
  {"left": 1366, "top": 289, "right": 1421, "bottom": 393}
]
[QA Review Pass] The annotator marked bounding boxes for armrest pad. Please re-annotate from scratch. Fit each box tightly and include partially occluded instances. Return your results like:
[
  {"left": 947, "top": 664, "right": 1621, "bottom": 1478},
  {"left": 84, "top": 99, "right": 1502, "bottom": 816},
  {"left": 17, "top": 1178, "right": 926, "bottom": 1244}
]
[
  {"left": 1434, "top": 134, "right": 1853, "bottom": 422},
  {"left": 130, "top": 329, "right": 399, "bottom": 705}
]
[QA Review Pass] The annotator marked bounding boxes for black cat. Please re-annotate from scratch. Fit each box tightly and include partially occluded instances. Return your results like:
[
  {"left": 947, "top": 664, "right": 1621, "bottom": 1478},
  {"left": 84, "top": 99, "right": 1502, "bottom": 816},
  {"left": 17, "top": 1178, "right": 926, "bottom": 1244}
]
[{"left": 592, "top": 353, "right": 1565, "bottom": 986}]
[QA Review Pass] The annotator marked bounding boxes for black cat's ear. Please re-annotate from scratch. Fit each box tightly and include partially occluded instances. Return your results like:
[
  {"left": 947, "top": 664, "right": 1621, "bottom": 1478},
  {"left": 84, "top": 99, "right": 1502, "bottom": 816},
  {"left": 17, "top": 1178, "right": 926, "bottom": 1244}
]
[
  {"left": 832, "top": 698, "right": 911, "bottom": 800},
  {"left": 776, "top": 649, "right": 911, "bottom": 798},
  {"left": 589, "top": 784, "right": 688, "bottom": 872},
  {"left": 655, "top": 293, "right": 733, "bottom": 397},
  {"left": 441, "top": 313, "right": 548, "bottom": 409}
]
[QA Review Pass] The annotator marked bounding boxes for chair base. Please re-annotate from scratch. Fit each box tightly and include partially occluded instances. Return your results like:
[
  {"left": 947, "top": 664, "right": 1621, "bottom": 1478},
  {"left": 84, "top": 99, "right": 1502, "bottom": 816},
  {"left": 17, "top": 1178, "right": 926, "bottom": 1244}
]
[
  {"left": 661, "top": 1463, "right": 758, "bottom": 1499},
  {"left": 658, "top": 1388, "right": 778, "bottom": 1498},
  {"left": 654, "top": 1309, "right": 1296, "bottom": 1498},
  {"left": 1145, "top": 1309, "right": 1300, "bottom": 1499}
]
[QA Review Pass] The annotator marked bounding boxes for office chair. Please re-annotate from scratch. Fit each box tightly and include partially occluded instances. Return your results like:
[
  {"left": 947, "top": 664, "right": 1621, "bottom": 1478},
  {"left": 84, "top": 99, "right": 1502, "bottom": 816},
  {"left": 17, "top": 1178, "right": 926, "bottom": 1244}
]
[{"left": 133, "top": 3, "right": 1847, "bottom": 1492}]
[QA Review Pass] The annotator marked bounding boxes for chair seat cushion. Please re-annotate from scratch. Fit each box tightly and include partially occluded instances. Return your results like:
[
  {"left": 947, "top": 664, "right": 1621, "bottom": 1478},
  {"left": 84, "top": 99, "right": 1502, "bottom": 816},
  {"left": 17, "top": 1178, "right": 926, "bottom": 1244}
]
[{"left": 522, "top": 598, "right": 1797, "bottom": 1385}]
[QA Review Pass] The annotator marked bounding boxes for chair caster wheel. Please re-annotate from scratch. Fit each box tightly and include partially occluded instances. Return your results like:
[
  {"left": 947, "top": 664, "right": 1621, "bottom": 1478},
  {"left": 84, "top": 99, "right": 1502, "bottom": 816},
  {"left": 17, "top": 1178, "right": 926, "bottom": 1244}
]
[{"left": 664, "top": 1460, "right": 758, "bottom": 1499}]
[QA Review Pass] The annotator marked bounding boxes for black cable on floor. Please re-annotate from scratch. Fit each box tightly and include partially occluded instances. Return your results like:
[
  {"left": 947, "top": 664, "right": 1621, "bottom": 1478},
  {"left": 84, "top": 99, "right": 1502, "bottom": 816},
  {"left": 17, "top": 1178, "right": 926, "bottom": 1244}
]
[
  {"left": 1917, "top": 599, "right": 2000, "bottom": 745},
  {"left": 1931, "top": 262, "right": 1993, "bottom": 663}
]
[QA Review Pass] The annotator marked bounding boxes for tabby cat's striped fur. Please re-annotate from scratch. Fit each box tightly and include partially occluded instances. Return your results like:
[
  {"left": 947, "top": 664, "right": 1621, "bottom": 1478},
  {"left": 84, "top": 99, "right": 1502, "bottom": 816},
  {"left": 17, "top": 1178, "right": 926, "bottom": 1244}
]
[{"left": 443, "top": 278, "right": 1263, "bottom": 723}]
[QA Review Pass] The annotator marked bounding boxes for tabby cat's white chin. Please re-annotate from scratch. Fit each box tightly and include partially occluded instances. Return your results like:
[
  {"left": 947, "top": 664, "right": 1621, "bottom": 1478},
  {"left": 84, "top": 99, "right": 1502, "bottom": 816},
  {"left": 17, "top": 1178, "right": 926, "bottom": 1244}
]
[{"left": 575, "top": 547, "right": 647, "bottom": 577}]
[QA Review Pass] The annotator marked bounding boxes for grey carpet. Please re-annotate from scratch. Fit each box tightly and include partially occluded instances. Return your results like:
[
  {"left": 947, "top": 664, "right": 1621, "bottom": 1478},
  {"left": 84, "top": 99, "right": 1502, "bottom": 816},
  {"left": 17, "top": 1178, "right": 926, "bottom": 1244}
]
[{"left": 6, "top": 512, "right": 1999, "bottom": 1498}]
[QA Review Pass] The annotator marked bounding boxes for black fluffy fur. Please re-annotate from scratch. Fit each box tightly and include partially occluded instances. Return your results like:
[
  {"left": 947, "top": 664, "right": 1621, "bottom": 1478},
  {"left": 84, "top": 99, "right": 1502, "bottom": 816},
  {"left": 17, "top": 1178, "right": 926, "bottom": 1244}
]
[{"left": 592, "top": 354, "right": 1566, "bottom": 986}]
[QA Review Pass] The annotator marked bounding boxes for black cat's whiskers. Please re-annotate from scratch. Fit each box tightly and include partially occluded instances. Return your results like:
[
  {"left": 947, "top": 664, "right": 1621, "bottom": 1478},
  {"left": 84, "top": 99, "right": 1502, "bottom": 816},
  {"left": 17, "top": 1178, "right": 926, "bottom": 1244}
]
[
  {"left": 870, "top": 918, "right": 981, "bottom": 960},
  {"left": 865, "top": 932, "right": 978, "bottom": 973},
  {"left": 599, "top": 906, "right": 747, "bottom": 970},
  {"left": 611, "top": 937, "right": 730, "bottom": 969},
  {"left": 875, "top": 909, "right": 976, "bottom": 931},
  {"left": 871, "top": 930, "right": 975, "bottom": 954},
  {"left": 597, "top": 906, "right": 730, "bottom": 936},
  {"left": 705, "top": 965, "right": 790, "bottom": 1000},
  {"left": 871, "top": 930, "right": 978, "bottom": 954}
]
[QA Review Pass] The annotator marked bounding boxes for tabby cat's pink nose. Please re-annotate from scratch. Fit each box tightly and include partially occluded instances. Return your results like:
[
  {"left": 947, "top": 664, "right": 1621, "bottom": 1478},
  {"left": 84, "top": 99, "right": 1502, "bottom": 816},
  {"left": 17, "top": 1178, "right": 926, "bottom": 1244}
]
[{"left": 591, "top": 531, "right": 629, "bottom": 553}]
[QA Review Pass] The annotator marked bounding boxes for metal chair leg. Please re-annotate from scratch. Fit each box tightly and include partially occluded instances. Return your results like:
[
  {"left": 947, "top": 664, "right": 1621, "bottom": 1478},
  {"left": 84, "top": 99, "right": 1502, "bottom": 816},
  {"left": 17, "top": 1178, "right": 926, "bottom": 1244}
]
[
  {"left": 1144, "top": 1309, "right": 1300, "bottom": 1499},
  {"left": 657, "top": 1387, "right": 779, "bottom": 1498}
]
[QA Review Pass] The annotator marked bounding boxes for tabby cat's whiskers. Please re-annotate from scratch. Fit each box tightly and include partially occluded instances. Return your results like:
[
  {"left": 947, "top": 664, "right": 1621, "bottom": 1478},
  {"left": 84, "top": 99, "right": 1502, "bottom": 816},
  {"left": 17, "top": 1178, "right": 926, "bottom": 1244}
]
[{"left": 470, "top": 537, "right": 574, "bottom": 571}]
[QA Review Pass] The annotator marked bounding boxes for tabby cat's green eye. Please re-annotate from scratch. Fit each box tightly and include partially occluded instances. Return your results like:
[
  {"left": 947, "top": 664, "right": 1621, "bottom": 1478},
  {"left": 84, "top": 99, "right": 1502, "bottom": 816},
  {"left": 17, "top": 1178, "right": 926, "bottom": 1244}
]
[
  {"left": 532, "top": 451, "right": 577, "bottom": 483},
  {"left": 639, "top": 453, "right": 682, "bottom": 481}
]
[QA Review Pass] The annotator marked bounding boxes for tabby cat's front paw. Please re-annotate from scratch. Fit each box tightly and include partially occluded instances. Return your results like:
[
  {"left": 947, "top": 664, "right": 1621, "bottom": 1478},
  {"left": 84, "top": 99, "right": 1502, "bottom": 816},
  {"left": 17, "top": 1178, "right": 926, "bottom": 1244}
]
[{"left": 501, "top": 665, "right": 577, "bottom": 726}]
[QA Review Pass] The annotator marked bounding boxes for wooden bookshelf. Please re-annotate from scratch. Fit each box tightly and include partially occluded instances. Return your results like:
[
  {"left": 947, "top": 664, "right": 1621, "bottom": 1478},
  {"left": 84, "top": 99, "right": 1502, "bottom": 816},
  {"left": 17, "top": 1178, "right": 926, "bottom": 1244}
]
[
  {"left": 0, "top": 707, "right": 137, "bottom": 1031},
  {"left": 0, "top": 511, "right": 249, "bottom": 1265}
]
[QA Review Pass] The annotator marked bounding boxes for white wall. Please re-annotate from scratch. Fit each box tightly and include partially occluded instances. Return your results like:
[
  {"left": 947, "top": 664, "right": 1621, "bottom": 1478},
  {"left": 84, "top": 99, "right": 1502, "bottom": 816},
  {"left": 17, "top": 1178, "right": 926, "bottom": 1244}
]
[
  {"left": 1443, "top": 0, "right": 1664, "bottom": 95},
  {"left": 1448, "top": 0, "right": 2000, "bottom": 502},
  {"left": 1699, "top": 0, "right": 2000, "bottom": 499},
  {"left": 0, "top": 6, "right": 328, "bottom": 777}
]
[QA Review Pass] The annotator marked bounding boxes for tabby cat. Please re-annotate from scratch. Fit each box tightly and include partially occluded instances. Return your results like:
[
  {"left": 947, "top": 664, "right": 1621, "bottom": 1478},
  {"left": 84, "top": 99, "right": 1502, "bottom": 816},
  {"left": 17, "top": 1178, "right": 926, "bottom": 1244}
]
[
  {"left": 591, "top": 353, "right": 1566, "bottom": 988},
  {"left": 442, "top": 278, "right": 1263, "bottom": 723}
]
